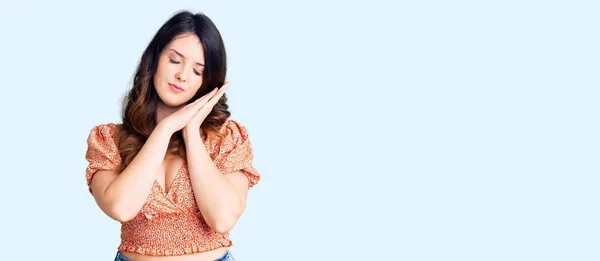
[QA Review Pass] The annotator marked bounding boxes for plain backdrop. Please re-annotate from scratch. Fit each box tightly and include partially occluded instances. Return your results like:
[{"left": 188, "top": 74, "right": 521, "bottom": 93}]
[{"left": 0, "top": 0, "right": 598, "bottom": 260}]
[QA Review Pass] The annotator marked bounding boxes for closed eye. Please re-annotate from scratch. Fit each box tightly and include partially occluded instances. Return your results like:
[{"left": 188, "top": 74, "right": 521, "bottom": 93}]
[
  {"left": 169, "top": 58, "right": 181, "bottom": 64},
  {"left": 193, "top": 69, "right": 202, "bottom": 76}
]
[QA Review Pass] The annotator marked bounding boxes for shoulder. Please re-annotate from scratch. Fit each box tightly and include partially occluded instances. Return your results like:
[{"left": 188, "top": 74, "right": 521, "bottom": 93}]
[
  {"left": 90, "top": 122, "right": 119, "bottom": 132},
  {"left": 87, "top": 123, "right": 120, "bottom": 145},
  {"left": 219, "top": 119, "right": 249, "bottom": 136},
  {"left": 215, "top": 119, "right": 252, "bottom": 149}
]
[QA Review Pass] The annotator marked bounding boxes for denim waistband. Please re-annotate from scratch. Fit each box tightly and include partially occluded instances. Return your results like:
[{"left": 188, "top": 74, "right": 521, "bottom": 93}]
[{"left": 114, "top": 249, "right": 233, "bottom": 261}]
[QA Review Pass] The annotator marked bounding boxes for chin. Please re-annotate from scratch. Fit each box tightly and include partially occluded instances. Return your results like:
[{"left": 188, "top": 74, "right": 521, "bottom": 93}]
[
  {"left": 162, "top": 100, "right": 182, "bottom": 107},
  {"left": 164, "top": 98, "right": 187, "bottom": 108},
  {"left": 157, "top": 92, "right": 185, "bottom": 108},
  {"left": 155, "top": 87, "right": 183, "bottom": 106}
]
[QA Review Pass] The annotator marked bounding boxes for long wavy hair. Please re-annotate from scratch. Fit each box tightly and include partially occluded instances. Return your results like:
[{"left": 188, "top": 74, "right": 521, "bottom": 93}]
[{"left": 116, "top": 10, "right": 230, "bottom": 170}]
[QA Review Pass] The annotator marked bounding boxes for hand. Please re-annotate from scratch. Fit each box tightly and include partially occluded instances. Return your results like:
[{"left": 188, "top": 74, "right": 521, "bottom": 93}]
[
  {"left": 184, "top": 82, "right": 230, "bottom": 133},
  {"left": 159, "top": 87, "right": 220, "bottom": 134}
]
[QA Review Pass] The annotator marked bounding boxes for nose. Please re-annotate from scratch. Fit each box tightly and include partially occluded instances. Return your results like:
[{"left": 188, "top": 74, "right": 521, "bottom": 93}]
[{"left": 175, "top": 71, "right": 187, "bottom": 83}]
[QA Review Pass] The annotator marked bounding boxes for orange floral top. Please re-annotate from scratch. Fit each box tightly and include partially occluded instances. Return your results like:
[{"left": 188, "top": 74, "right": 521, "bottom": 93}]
[{"left": 85, "top": 119, "right": 260, "bottom": 256}]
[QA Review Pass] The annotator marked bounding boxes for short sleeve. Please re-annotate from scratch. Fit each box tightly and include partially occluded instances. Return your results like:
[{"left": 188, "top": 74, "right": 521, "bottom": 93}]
[
  {"left": 85, "top": 123, "right": 122, "bottom": 194},
  {"left": 215, "top": 120, "right": 261, "bottom": 188}
]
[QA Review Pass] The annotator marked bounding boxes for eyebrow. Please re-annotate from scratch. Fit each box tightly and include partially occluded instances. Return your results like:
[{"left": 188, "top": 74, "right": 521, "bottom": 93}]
[{"left": 169, "top": 48, "right": 205, "bottom": 67}]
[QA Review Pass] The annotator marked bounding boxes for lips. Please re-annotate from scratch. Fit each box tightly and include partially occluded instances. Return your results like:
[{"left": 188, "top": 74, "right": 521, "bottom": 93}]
[{"left": 168, "top": 83, "right": 184, "bottom": 92}]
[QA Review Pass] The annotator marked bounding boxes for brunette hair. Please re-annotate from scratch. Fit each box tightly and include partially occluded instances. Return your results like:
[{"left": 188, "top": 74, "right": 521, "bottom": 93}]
[{"left": 116, "top": 10, "right": 230, "bottom": 169}]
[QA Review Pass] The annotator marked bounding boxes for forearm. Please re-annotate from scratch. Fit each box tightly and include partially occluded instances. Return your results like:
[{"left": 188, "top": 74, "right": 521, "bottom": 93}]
[
  {"left": 103, "top": 123, "right": 173, "bottom": 221},
  {"left": 184, "top": 129, "right": 243, "bottom": 233}
]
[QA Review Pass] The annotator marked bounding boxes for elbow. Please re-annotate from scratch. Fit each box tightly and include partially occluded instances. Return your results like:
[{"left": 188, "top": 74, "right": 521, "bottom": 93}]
[
  {"left": 96, "top": 187, "right": 138, "bottom": 223},
  {"left": 111, "top": 212, "right": 136, "bottom": 223},
  {"left": 207, "top": 216, "right": 237, "bottom": 234},
  {"left": 107, "top": 204, "right": 138, "bottom": 223},
  {"left": 205, "top": 201, "right": 246, "bottom": 233},
  {"left": 211, "top": 221, "right": 234, "bottom": 234}
]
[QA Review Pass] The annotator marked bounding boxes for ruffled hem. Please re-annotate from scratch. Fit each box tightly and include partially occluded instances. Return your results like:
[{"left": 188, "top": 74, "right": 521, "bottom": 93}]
[
  {"left": 119, "top": 210, "right": 232, "bottom": 256},
  {"left": 117, "top": 240, "right": 232, "bottom": 256}
]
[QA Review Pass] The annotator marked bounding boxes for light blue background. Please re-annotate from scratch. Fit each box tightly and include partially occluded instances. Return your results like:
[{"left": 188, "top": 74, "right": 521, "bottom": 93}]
[{"left": 0, "top": 1, "right": 598, "bottom": 260}]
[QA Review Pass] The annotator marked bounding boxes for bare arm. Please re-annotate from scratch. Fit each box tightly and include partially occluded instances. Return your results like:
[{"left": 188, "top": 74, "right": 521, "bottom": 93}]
[
  {"left": 90, "top": 123, "right": 173, "bottom": 222},
  {"left": 89, "top": 90, "right": 216, "bottom": 222},
  {"left": 183, "top": 128, "right": 250, "bottom": 233}
]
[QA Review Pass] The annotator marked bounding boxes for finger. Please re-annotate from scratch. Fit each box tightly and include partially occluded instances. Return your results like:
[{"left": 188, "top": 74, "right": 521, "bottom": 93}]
[
  {"left": 198, "top": 88, "right": 217, "bottom": 102},
  {"left": 199, "top": 87, "right": 219, "bottom": 100},
  {"left": 221, "top": 81, "right": 231, "bottom": 90},
  {"left": 195, "top": 91, "right": 214, "bottom": 105},
  {"left": 200, "top": 82, "right": 228, "bottom": 100},
  {"left": 218, "top": 83, "right": 230, "bottom": 95},
  {"left": 218, "top": 82, "right": 230, "bottom": 94},
  {"left": 194, "top": 83, "right": 229, "bottom": 112},
  {"left": 190, "top": 88, "right": 218, "bottom": 108},
  {"left": 201, "top": 92, "right": 226, "bottom": 112},
  {"left": 207, "top": 83, "right": 229, "bottom": 104},
  {"left": 189, "top": 90, "right": 219, "bottom": 120}
]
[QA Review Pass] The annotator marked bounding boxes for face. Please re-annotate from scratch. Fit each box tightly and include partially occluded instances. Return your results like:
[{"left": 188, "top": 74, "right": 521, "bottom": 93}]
[{"left": 154, "top": 33, "right": 206, "bottom": 107}]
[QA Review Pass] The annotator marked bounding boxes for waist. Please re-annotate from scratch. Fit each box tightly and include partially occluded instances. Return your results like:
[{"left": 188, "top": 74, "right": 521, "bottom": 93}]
[
  {"left": 117, "top": 248, "right": 231, "bottom": 261},
  {"left": 119, "top": 211, "right": 232, "bottom": 256}
]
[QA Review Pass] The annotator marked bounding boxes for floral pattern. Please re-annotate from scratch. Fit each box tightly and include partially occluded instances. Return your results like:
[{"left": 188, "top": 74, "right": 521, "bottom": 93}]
[{"left": 85, "top": 120, "right": 260, "bottom": 256}]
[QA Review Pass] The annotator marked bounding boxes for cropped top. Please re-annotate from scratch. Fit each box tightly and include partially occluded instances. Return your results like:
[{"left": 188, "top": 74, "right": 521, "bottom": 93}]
[{"left": 84, "top": 119, "right": 260, "bottom": 256}]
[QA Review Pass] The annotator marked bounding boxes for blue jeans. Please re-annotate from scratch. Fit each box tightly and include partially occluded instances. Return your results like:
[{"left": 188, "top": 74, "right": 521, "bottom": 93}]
[{"left": 114, "top": 249, "right": 234, "bottom": 261}]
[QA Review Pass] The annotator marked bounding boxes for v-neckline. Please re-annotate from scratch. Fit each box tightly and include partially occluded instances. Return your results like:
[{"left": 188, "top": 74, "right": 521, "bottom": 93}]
[{"left": 155, "top": 160, "right": 187, "bottom": 196}]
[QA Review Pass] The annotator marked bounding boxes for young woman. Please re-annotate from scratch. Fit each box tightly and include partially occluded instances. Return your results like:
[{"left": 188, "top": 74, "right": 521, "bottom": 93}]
[{"left": 84, "top": 10, "right": 260, "bottom": 261}]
